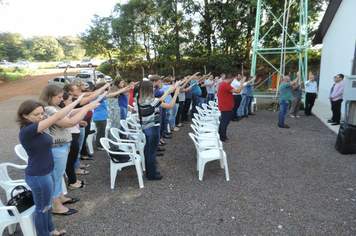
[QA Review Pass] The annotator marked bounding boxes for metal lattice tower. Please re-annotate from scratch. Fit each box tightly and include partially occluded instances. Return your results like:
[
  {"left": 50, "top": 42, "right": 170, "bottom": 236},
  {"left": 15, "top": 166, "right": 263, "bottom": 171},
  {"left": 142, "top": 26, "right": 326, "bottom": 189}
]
[{"left": 251, "top": 0, "right": 309, "bottom": 97}]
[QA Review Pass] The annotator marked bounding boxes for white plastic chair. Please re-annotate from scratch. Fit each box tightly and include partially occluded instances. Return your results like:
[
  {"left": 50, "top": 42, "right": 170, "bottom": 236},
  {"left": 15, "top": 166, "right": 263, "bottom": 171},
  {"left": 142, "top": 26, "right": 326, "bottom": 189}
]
[
  {"left": 13, "top": 145, "right": 68, "bottom": 196},
  {"left": 0, "top": 198, "right": 36, "bottom": 236},
  {"left": 251, "top": 97, "right": 257, "bottom": 112},
  {"left": 86, "top": 121, "right": 97, "bottom": 155},
  {"left": 189, "top": 133, "right": 229, "bottom": 181},
  {"left": 0, "top": 163, "right": 29, "bottom": 201},
  {"left": 192, "top": 118, "right": 218, "bottom": 131},
  {"left": 110, "top": 127, "right": 146, "bottom": 171},
  {"left": 100, "top": 138, "right": 144, "bottom": 189},
  {"left": 190, "top": 124, "right": 220, "bottom": 140}
]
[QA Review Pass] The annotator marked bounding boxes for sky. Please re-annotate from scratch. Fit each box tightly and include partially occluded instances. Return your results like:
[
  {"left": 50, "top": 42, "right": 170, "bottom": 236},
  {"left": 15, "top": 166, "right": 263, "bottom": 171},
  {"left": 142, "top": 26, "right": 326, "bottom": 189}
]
[{"left": 0, "top": 0, "right": 125, "bottom": 39}]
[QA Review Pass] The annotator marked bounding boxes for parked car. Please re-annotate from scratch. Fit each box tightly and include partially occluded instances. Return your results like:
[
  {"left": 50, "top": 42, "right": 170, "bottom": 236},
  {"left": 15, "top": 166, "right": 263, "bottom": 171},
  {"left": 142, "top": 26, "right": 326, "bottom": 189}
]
[
  {"left": 11, "top": 61, "right": 38, "bottom": 69},
  {"left": 56, "top": 61, "right": 76, "bottom": 68},
  {"left": 76, "top": 59, "right": 99, "bottom": 68},
  {"left": 100, "top": 59, "right": 118, "bottom": 66},
  {"left": 75, "top": 70, "right": 112, "bottom": 89},
  {"left": 0, "top": 62, "right": 14, "bottom": 68},
  {"left": 48, "top": 76, "right": 90, "bottom": 91}
]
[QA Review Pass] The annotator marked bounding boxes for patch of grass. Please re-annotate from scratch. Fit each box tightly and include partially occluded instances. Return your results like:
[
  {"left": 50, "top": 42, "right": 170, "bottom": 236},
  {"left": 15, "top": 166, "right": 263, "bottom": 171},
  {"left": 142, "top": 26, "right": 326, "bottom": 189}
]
[
  {"left": 0, "top": 67, "right": 36, "bottom": 83},
  {"left": 38, "top": 64, "right": 56, "bottom": 69}
]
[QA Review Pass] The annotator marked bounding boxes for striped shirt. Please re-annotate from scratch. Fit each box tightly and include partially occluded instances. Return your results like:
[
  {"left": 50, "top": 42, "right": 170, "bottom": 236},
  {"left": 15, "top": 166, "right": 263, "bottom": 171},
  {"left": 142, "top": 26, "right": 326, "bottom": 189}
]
[{"left": 138, "top": 98, "right": 162, "bottom": 130}]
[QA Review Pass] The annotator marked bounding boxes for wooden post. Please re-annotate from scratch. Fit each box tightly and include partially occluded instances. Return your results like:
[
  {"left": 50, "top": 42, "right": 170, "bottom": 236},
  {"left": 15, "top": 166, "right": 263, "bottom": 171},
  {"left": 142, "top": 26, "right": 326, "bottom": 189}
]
[
  {"left": 142, "top": 66, "right": 145, "bottom": 79},
  {"left": 242, "top": 64, "right": 244, "bottom": 75},
  {"left": 172, "top": 66, "right": 175, "bottom": 77},
  {"left": 204, "top": 66, "right": 206, "bottom": 75}
]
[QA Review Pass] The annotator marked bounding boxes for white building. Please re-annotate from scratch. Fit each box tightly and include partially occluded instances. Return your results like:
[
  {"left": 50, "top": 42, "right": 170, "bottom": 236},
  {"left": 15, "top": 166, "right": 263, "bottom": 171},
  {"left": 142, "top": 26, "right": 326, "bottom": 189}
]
[{"left": 313, "top": 0, "right": 356, "bottom": 115}]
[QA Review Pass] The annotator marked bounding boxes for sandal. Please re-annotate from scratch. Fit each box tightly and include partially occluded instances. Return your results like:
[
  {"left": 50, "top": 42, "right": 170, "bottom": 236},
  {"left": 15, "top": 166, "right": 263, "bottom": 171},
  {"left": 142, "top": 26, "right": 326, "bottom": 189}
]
[
  {"left": 68, "top": 181, "right": 85, "bottom": 189},
  {"left": 51, "top": 229, "right": 67, "bottom": 236},
  {"left": 177, "top": 123, "right": 183, "bottom": 127},
  {"left": 80, "top": 156, "right": 93, "bottom": 160},
  {"left": 79, "top": 164, "right": 90, "bottom": 169},
  {"left": 75, "top": 169, "right": 90, "bottom": 175}
]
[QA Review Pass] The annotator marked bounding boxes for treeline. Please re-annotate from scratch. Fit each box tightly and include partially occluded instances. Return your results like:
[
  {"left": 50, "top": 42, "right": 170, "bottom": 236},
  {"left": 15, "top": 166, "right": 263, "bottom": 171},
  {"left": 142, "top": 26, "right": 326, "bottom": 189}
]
[
  {"left": 81, "top": 0, "right": 324, "bottom": 76},
  {"left": 0, "top": 33, "right": 85, "bottom": 62},
  {"left": 1, "top": 0, "right": 324, "bottom": 76}
]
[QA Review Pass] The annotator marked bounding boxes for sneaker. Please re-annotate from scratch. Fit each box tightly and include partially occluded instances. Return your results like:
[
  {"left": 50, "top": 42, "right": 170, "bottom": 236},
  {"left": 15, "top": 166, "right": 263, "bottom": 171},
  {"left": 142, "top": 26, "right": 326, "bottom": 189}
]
[
  {"left": 296, "top": 115, "right": 300, "bottom": 118},
  {"left": 172, "top": 127, "right": 180, "bottom": 132},
  {"left": 290, "top": 115, "right": 295, "bottom": 118}
]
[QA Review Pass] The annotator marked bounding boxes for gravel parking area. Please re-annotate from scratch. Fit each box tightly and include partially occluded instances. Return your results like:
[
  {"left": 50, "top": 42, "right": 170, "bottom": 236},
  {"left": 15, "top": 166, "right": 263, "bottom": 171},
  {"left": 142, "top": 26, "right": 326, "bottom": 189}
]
[{"left": 1, "top": 93, "right": 356, "bottom": 235}]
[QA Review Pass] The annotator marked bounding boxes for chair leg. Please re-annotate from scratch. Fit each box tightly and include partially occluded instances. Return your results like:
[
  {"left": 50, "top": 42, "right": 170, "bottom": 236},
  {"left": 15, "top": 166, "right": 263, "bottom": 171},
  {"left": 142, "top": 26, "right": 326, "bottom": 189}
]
[
  {"left": 223, "top": 156, "right": 230, "bottom": 181},
  {"left": 62, "top": 177, "right": 67, "bottom": 195},
  {"left": 139, "top": 149, "right": 145, "bottom": 172},
  {"left": 198, "top": 159, "right": 206, "bottom": 181},
  {"left": 134, "top": 162, "right": 144, "bottom": 189},
  {"left": 86, "top": 134, "right": 94, "bottom": 154},
  {"left": 21, "top": 211, "right": 36, "bottom": 236},
  {"left": 110, "top": 165, "right": 117, "bottom": 189},
  {"left": 7, "top": 223, "right": 17, "bottom": 234}
]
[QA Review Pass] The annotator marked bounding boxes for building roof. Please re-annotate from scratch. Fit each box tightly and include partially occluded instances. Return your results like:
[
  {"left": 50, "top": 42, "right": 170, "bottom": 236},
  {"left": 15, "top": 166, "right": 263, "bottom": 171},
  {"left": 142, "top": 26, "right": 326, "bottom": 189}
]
[{"left": 313, "top": 0, "right": 343, "bottom": 45}]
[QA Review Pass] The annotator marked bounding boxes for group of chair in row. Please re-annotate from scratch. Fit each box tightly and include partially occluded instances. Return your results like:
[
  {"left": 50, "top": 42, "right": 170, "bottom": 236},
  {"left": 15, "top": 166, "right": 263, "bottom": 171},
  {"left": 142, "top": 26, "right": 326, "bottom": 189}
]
[{"left": 189, "top": 101, "right": 230, "bottom": 181}]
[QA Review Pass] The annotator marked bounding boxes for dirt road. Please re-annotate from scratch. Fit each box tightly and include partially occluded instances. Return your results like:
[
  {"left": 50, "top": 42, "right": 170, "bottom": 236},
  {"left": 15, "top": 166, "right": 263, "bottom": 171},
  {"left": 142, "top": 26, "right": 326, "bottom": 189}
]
[{"left": 0, "top": 69, "right": 82, "bottom": 102}]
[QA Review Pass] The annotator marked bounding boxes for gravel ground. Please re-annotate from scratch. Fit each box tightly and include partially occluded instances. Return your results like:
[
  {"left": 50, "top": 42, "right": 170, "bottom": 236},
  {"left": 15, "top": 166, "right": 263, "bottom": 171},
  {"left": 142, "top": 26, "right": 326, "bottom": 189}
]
[{"left": 1, "top": 95, "right": 356, "bottom": 236}]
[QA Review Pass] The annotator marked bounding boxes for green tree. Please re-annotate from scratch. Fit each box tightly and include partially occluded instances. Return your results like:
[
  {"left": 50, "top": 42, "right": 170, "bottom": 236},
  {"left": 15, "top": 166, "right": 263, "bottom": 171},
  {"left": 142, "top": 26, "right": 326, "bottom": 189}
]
[
  {"left": 57, "top": 36, "right": 85, "bottom": 60},
  {"left": 80, "top": 14, "right": 117, "bottom": 73},
  {"left": 0, "top": 32, "right": 27, "bottom": 61},
  {"left": 32, "top": 35, "right": 64, "bottom": 61}
]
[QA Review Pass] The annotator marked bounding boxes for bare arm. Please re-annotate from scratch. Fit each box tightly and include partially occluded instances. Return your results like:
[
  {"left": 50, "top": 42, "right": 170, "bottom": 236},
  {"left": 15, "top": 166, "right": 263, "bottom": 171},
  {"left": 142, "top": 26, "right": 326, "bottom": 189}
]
[
  {"left": 54, "top": 96, "right": 102, "bottom": 128},
  {"left": 80, "top": 83, "right": 110, "bottom": 105},
  {"left": 37, "top": 94, "right": 85, "bottom": 132},
  {"left": 106, "top": 82, "right": 137, "bottom": 99},
  {"left": 160, "top": 87, "right": 180, "bottom": 109},
  {"left": 291, "top": 72, "right": 300, "bottom": 86},
  {"left": 231, "top": 77, "right": 247, "bottom": 94}
]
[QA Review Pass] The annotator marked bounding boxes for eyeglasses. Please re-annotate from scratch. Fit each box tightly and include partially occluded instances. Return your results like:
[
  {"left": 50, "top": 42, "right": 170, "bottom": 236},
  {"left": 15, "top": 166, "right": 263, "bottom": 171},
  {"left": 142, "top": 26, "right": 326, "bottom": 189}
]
[{"left": 81, "top": 84, "right": 85, "bottom": 86}]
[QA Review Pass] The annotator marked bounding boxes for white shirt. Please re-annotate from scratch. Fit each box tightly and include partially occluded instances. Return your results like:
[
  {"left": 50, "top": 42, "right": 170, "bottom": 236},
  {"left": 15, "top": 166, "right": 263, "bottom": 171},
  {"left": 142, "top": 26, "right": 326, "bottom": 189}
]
[
  {"left": 305, "top": 80, "right": 317, "bottom": 93},
  {"left": 231, "top": 79, "right": 242, "bottom": 95}
]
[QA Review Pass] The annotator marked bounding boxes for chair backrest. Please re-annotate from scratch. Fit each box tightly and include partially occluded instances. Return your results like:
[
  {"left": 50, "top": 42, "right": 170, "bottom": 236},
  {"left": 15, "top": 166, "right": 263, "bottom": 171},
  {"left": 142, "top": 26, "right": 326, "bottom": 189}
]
[
  {"left": 100, "top": 137, "right": 136, "bottom": 160},
  {"left": 189, "top": 133, "right": 201, "bottom": 151},
  {"left": 14, "top": 144, "right": 28, "bottom": 164},
  {"left": 110, "top": 127, "right": 122, "bottom": 142}
]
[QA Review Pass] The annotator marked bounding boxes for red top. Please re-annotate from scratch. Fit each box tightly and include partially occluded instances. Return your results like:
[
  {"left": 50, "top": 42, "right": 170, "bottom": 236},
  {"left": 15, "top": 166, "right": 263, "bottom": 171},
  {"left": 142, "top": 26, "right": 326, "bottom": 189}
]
[
  {"left": 129, "top": 89, "right": 134, "bottom": 107},
  {"left": 218, "top": 81, "right": 234, "bottom": 111}
]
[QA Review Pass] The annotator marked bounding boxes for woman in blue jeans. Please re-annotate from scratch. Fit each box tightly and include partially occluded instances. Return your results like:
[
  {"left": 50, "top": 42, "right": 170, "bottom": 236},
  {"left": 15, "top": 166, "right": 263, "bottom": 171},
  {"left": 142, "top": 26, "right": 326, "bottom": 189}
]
[
  {"left": 137, "top": 80, "right": 183, "bottom": 180},
  {"left": 39, "top": 85, "right": 100, "bottom": 215},
  {"left": 17, "top": 96, "right": 85, "bottom": 235}
]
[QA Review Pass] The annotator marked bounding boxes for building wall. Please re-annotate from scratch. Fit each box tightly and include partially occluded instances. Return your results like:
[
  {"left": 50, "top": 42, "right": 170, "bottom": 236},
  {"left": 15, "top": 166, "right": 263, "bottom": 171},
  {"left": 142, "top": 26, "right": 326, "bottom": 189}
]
[{"left": 318, "top": 0, "right": 356, "bottom": 112}]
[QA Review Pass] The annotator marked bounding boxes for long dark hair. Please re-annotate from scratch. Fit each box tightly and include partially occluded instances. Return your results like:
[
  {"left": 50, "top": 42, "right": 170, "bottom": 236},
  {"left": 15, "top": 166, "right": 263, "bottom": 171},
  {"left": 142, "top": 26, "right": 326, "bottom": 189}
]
[
  {"left": 59, "top": 92, "right": 71, "bottom": 108},
  {"left": 17, "top": 100, "right": 44, "bottom": 129}
]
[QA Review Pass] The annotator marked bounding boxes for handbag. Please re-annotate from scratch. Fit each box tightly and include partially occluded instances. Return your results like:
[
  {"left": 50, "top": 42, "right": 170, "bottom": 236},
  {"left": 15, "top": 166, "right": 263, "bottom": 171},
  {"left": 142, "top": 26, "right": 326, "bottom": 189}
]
[
  {"left": 109, "top": 146, "right": 131, "bottom": 163},
  {"left": 7, "top": 185, "right": 34, "bottom": 216}
]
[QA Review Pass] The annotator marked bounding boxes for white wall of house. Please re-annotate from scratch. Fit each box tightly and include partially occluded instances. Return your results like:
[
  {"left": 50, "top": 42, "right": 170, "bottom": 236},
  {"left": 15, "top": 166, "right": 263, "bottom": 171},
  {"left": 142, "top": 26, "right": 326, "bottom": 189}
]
[{"left": 318, "top": 0, "right": 356, "bottom": 114}]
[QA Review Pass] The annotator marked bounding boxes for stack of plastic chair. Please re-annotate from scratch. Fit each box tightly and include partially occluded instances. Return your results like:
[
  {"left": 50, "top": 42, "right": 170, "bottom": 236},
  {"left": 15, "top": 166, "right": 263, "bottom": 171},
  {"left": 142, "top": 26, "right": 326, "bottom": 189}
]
[
  {"left": 110, "top": 127, "right": 146, "bottom": 171},
  {"left": 14, "top": 144, "right": 68, "bottom": 195},
  {"left": 0, "top": 198, "right": 36, "bottom": 236},
  {"left": 188, "top": 133, "right": 229, "bottom": 181},
  {"left": 100, "top": 138, "right": 144, "bottom": 189}
]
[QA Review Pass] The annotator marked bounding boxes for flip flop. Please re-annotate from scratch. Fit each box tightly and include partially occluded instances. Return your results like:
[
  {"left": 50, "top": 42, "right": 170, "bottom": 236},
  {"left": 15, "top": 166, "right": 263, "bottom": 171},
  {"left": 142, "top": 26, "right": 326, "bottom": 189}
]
[
  {"left": 68, "top": 181, "right": 85, "bottom": 189},
  {"left": 79, "top": 164, "right": 90, "bottom": 169},
  {"left": 75, "top": 169, "right": 90, "bottom": 175},
  {"left": 62, "top": 198, "right": 80, "bottom": 204}
]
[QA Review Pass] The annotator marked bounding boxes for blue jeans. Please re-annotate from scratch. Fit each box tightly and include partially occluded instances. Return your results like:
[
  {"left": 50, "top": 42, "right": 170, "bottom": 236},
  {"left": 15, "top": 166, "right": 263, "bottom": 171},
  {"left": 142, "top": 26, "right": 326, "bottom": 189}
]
[
  {"left": 75, "top": 126, "right": 85, "bottom": 170},
  {"left": 120, "top": 106, "right": 127, "bottom": 131},
  {"left": 244, "top": 95, "right": 253, "bottom": 115},
  {"left": 199, "top": 97, "right": 207, "bottom": 108},
  {"left": 165, "top": 108, "right": 172, "bottom": 134},
  {"left": 160, "top": 108, "right": 167, "bottom": 138},
  {"left": 25, "top": 171, "right": 55, "bottom": 236},
  {"left": 51, "top": 142, "right": 71, "bottom": 198},
  {"left": 143, "top": 126, "right": 160, "bottom": 179},
  {"left": 207, "top": 94, "right": 215, "bottom": 104},
  {"left": 191, "top": 93, "right": 200, "bottom": 118},
  {"left": 278, "top": 99, "right": 290, "bottom": 126},
  {"left": 219, "top": 110, "right": 232, "bottom": 142},
  {"left": 237, "top": 94, "right": 246, "bottom": 117},
  {"left": 170, "top": 104, "right": 178, "bottom": 128}
]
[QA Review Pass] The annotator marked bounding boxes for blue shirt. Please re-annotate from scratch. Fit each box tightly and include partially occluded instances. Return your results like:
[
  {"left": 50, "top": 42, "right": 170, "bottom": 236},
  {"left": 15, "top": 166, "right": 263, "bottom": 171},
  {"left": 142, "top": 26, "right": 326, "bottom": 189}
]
[
  {"left": 92, "top": 94, "right": 108, "bottom": 121},
  {"left": 154, "top": 88, "right": 164, "bottom": 98},
  {"left": 160, "top": 84, "right": 172, "bottom": 103},
  {"left": 118, "top": 93, "right": 128, "bottom": 107},
  {"left": 19, "top": 122, "right": 54, "bottom": 176},
  {"left": 184, "top": 83, "right": 192, "bottom": 99},
  {"left": 245, "top": 83, "right": 254, "bottom": 96}
]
